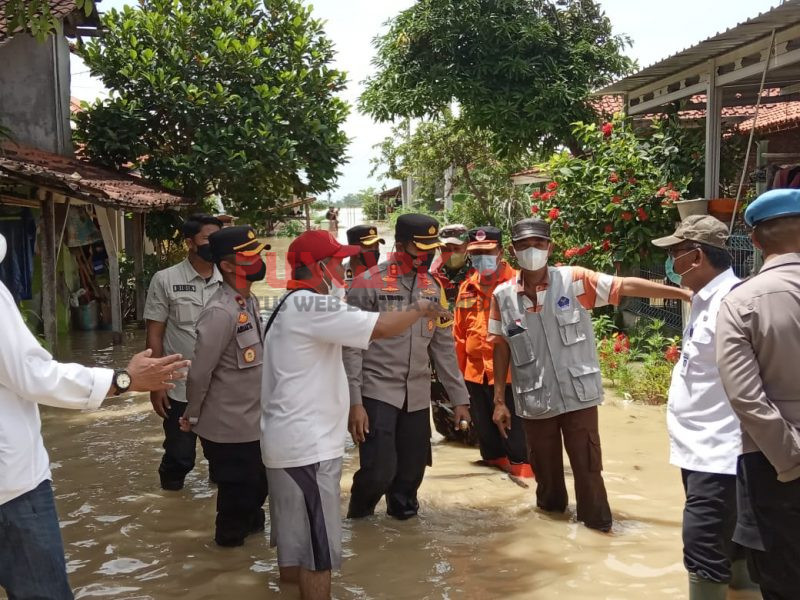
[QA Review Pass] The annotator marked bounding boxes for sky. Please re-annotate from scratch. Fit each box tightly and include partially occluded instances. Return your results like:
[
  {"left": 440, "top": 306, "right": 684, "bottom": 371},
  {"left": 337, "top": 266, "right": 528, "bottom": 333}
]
[{"left": 70, "top": 0, "right": 782, "bottom": 201}]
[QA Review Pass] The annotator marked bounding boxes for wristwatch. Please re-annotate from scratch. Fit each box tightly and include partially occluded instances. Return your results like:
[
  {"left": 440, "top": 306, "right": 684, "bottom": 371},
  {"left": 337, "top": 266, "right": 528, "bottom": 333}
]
[{"left": 112, "top": 370, "right": 132, "bottom": 395}]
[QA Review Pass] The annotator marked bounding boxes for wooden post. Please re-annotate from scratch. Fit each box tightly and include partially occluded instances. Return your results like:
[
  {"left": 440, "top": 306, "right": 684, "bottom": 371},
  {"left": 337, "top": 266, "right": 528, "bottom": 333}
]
[
  {"left": 96, "top": 206, "right": 123, "bottom": 344},
  {"left": 133, "top": 212, "right": 145, "bottom": 321},
  {"left": 304, "top": 202, "right": 311, "bottom": 231},
  {"left": 705, "top": 60, "right": 722, "bottom": 200},
  {"left": 41, "top": 192, "right": 58, "bottom": 351}
]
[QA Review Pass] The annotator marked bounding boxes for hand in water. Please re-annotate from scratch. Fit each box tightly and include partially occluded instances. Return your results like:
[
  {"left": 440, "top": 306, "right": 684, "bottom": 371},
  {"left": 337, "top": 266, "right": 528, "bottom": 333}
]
[{"left": 493, "top": 402, "right": 512, "bottom": 439}]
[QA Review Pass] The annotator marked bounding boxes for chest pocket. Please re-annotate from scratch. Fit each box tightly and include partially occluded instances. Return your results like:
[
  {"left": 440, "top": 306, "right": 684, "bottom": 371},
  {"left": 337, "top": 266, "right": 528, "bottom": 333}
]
[
  {"left": 171, "top": 296, "right": 203, "bottom": 325},
  {"left": 506, "top": 326, "right": 548, "bottom": 417},
  {"left": 555, "top": 309, "right": 587, "bottom": 346},
  {"left": 236, "top": 328, "right": 263, "bottom": 369}
]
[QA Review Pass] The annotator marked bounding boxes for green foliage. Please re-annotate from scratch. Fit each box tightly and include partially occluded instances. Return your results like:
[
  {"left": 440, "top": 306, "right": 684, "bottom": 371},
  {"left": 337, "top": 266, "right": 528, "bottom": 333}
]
[
  {"left": 538, "top": 115, "right": 693, "bottom": 272},
  {"left": 624, "top": 355, "right": 675, "bottom": 405},
  {"left": 276, "top": 219, "right": 304, "bottom": 238},
  {"left": 74, "top": 0, "right": 349, "bottom": 216},
  {"left": 360, "top": 0, "right": 634, "bottom": 156},
  {"left": 119, "top": 249, "right": 184, "bottom": 322},
  {"left": 372, "top": 113, "right": 535, "bottom": 232},
  {"left": 2, "top": 0, "right": 94, "bottom": 41}
]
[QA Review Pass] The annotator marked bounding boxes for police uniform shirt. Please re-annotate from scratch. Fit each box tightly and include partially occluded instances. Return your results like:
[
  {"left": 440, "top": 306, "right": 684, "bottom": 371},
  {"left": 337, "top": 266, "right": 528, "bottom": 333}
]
[
  {"left": 143, "top": 258, "right": 222, "bottom": 402},
  {"left": 342, "top": 260, "right": 469, "bottom": 412},
  {"left": 184, "top": 283, "right": 264, "bottom": 443}
]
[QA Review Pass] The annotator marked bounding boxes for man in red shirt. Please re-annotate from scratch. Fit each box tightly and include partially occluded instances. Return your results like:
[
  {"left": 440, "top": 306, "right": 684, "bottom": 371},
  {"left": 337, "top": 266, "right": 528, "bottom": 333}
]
[{"left": 455, "top": 227, "right": 532, "bottom": 477}]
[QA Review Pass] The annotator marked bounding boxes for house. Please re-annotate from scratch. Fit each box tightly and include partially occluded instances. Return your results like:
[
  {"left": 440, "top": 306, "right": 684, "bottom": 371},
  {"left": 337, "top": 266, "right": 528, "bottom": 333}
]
[{"left": 0, "top": 1, "right": 190, "bottom": 349}]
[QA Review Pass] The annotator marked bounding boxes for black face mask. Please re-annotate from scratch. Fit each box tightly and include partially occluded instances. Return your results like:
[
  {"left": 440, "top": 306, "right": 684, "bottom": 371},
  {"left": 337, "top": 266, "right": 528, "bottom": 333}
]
[
  {"left": 363, "top": 250, "right": 380, "bottom": 268},
  {"left": 196, "top": 244, "right": 214, "bottom": 263},
  {"left": 411, "top": 250, "right": 435, "bottom": 270},
  {"left": 234, "top": 258, "right": 267, "bottom": 282}
]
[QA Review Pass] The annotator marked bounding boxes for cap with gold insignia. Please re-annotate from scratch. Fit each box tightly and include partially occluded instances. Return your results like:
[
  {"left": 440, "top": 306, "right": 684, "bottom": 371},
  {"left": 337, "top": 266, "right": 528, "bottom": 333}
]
[
  {"left": 396, "top": 214, "right": 443, "bottom": 251},
  {"left": 346, "top": 224, "right": 385, "bottom": 247},
  {"left": 209, "top": 225, "right": 270, "bottom": 260},
  {"left": 652, "top": 215, "right": 728, "bottom": 249},
  {"left": 439, "top": 224, "right": 468, "bottom": 246}
]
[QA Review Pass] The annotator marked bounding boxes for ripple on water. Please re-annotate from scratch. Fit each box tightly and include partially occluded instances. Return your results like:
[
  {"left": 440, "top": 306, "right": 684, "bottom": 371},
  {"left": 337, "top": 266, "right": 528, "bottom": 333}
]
[
  {"left": 74, "top": 584, "right": 144, "bottom": 599},
  {"left": 97, "top": 558, "right": 158, "bottom": 575}
]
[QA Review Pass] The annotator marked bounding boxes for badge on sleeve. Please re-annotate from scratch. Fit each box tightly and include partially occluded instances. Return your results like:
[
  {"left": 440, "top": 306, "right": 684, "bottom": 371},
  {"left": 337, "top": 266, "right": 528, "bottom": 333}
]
[
  {"left": 235, "top": 295, "right": 246, "bottom": 309},
  {"left": 238, "top": 312, "right": 249, "bottom": 324},
  {"left": 427, "top": 319, "right": 434, "bottom": 332},
  {"left": 243, "top": 347, "right": 256, "bottom": 363}
]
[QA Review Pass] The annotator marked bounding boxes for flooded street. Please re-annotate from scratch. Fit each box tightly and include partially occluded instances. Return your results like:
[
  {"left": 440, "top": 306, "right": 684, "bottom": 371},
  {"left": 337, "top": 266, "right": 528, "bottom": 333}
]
[{"left": 7, "top": 216, "right": 761, "bottom": 599}]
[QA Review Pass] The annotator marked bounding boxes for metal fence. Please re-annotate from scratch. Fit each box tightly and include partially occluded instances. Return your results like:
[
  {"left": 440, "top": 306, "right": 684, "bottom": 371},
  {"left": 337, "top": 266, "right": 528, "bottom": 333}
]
[{"left": 627, "top": 229, "right": 757, "bottom": 333}]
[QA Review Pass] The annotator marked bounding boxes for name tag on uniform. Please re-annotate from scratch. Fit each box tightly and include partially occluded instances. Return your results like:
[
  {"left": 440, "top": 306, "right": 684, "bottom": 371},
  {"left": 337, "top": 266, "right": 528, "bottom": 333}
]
[
  {"left": 173, "top": 284, "right": 197, "bottom": 292},
  {"left": 378, "top": 294, "right": 405, "bottom": 301},
  {"left": 237, "top": 322, "right": 254, "bottom": 334}
]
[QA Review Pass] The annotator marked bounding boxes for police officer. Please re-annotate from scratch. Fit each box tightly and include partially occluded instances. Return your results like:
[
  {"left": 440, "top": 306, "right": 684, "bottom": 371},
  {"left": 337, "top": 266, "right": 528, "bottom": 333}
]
[
  {"left": 490, "top": 218, "right": 691, "bottom": 532},
  {"left": 143, "top": 213, "right": 222, "bottom": 490},
  {"left": 717, "top": 188, "right": 800, "bottom": 600},
  {"left": 344, "top": 224, "right": 385, "bottom": 286},
  {"left": 343, "top": 214, "right": 471, "bottom": 520},
  {"left": 181, "top": 225, "right": 269, "bottom": 547}
]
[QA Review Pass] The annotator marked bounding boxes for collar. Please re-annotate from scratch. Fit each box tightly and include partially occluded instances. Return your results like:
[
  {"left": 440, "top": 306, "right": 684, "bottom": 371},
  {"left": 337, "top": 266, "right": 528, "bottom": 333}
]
[
  {"left": 762, "top": 252, "right": 800, "bottom": 270},
  {"left": 463, "top": 261, "right": 515, "bottom": 295},
  {"left": 287, "top": 279, "right": 317, "bottom": 291},
  {"left": 182, "top": 257, "right": 221, "bottom": 284},
  {"left": 696, "top": 268, "right": 738, "bottom": 302},
  {"left": 516, "top": 267, "right": 550, "bottom": 295}
]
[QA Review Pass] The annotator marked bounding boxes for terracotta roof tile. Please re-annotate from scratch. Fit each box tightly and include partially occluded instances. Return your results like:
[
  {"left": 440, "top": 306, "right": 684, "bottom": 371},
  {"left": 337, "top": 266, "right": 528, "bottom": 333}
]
[
  {"left": 0, "top": 143, "right": 191, "bottom": 210},
  {"left": 592, "top": 92, "right": 783, "bottom": 121},
  {"left": 738, "top": 102, "right": 800, "bottom": 134},
  {"left": 0, "top": 0, "right": 77, "bottom": 43}
]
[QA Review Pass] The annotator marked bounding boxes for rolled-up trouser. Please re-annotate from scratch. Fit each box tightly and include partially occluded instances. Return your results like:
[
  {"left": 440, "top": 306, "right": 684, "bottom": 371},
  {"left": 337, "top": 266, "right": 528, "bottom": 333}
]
[
  {"left": 734, "top": 451, "right": 800, "bottom": 600},
  {"left": 681, "top": 469, "right": 744, "bottom": 583},
  {"left": 467, "top": 382, "right": 527, "bottom": 463},
  {"left": 348, "top": 396, "right": 431, "bottom": 520},
  {"left": 200, "top": 438, "right": 268, "bottom": 544},
  {"left": 521, "top": 406, "right": 612, "bottom": 531}
]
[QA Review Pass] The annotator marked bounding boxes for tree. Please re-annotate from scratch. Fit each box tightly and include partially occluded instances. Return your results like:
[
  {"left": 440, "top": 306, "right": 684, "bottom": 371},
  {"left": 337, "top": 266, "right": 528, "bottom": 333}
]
[
  {"left": 371, "top": 113, "right": 534, "bottom": 230},
  {"left": 1, "top": 0, "right": 94, "bottom": 40},
  {"left": 74, "top": 0, "right": 349, "bottom": 221},
  {"left": 360, "top": 0, "right": 634, "bottom": 156}
]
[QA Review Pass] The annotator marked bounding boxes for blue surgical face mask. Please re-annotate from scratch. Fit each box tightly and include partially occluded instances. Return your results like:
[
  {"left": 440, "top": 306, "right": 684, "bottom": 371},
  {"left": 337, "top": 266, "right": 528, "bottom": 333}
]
[
  {"left": 470, "top": 254, "right": 498, "bottom": 276},
  {"left": 664, "top": 249, "right": 697, "bottom": 286}
]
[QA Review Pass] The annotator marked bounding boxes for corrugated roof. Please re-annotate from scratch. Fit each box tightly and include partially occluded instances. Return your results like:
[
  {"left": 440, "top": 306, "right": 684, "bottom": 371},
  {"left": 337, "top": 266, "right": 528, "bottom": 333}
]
[
  {"left": 597, "top": 1, "right": 800, "bottom": 95},
  {"left": 0, "top": 143, "right": 191, "bottom": 210},
  {"left": 0, "top": 0, "right": 77, "bottom": 44}
]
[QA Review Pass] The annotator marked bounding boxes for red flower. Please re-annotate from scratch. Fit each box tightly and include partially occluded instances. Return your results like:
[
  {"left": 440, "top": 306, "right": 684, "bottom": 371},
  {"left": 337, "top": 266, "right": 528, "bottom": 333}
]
[
  {"left": 637, "top": 207, "right": 648, "bottom": 221},
  {"left": 621, "top": 211, "right": 633, "bottom": 221},
  {"left": 667, "top": 190, "right": 680, "bottom": 201},
  {"left": 531, "top": 205, "right": 540, "bottom": 214},
  {"left": 602, "top": 122, "right": 613, "bottom": 138},
  {"left": 665, "top": 345, "right": 680, "bottom": 364},
  {"left": 611, "top": 196, "right": 622, "bottom": 205},
  {"left": 604, "top": 224, "right": 613, "bottom": 233},
  {"left": 609, "top": 173, "right": 620, "bottom": 183},
  {"left": 576, "top": 243, "right": 593, "bottom": 256},
  {"left": 613, "top": 333, "right": 630, "bottom": 354},
  {"left": 565, "top": 247, "right": 579, "bottom": 259},
  {"left": 656, "top": 186, "right": 667, "bottom": 198},
  {"left": 547, "top": 181, "right": 558, "bottom": 191},
  {"left": 628, "top": 177, "right": 638, "bottom": 185},
  {"left": 548, "top": 207, "right": 560, "bottom": 220},
  {"left": 531, "top": 190, "right": 542, "bottom": 200},
  {"left": 602, "top": 239, "right": 611, "bottom": 251}
]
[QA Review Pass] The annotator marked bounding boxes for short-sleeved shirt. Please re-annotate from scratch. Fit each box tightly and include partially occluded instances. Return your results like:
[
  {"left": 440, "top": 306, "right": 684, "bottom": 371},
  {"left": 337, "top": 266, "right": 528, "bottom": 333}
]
[
  {"left": 143, "top": 259, "right": 222, "bottom": 402},
  {"left": 261, "top": 290, "right": 379, "bottom": 469},
  {"left": 488, "top": 266, "right": 622, "bottom": 336}
]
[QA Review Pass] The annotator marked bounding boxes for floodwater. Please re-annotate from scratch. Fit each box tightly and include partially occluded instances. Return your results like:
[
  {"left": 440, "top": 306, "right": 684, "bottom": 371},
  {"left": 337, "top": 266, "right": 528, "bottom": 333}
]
[{"left": 5, "top": 216, "right": 762, "bottom": 599}]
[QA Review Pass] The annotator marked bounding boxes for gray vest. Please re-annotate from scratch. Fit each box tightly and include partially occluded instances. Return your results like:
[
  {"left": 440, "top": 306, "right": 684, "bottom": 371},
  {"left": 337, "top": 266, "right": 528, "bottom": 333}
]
[{"left": 495, "top": 267, "right": 603, "bottom": 420}]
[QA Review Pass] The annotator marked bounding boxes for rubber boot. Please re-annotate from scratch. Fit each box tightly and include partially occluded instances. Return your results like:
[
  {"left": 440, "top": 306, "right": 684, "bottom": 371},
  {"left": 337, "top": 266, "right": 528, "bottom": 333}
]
[
  {"left": 508, "top": 462, "right": 535, "bottom": 478},
  {"left": 729, "top": 559, "right": 758, "bottom": 591},
  {"left": 485, "top": 457, "right": 511, "bottom": 472},
  {"left": 688, "top": 573, "right": 727, "bottom": 600}
]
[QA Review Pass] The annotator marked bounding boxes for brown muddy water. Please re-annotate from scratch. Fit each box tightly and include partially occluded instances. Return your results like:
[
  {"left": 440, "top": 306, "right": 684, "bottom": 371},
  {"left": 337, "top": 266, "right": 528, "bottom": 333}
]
[{"left": 5, "top": 218, "right": 762, "bottom": 599}]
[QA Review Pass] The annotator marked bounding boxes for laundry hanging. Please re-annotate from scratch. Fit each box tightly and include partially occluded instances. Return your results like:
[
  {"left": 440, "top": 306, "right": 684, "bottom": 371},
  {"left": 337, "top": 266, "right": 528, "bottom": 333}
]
[{"left": 0, "top": 207, "right": 37, "bottom": 303}]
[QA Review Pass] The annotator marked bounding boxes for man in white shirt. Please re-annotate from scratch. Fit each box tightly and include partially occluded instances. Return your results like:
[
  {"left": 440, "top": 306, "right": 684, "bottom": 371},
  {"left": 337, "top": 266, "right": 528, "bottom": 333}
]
[
  {"left": 261, "top": 230, "right": 450, "bottom": 600},
  {"left": 652, "top": 216, "right": 753, "bottom": 600},
  {"left": 0, "top": 233, "right": 190, "bottom": 600}
]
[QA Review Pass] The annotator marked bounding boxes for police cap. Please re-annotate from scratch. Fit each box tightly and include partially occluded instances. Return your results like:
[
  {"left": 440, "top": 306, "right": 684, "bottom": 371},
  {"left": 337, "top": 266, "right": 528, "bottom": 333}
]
[
  {"left": 745, "top": 188, "right": 800, "bottom": 227},
  {"left": 209, "top": 225, "right": 270, "bottom": 260},
  {"left": 346, "top": 224, "right": 385, "bottom": 247},
  {"left": 395, "top": 214, "right": 443, "bottom": 251}
]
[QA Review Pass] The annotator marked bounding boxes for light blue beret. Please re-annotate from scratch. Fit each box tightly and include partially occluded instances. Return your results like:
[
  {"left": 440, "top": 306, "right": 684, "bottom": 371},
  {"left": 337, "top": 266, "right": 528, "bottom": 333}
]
[{"left": 745, "top": 188, "right": 800, "bottom": 227}]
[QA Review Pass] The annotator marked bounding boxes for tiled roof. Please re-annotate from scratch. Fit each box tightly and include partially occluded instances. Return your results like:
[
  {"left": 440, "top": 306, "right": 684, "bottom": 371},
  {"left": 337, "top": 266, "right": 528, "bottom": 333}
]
[
  {"left": 592, "top": 94, "right": 781, "bottom": 120},
  {"left": 0, "top": 0, "right": 77, "bottom": 44},
  {"left": 738, "top": 102, "right": 800, "bottom": 134},
  {"left": 0, "top": 143, "right": 191, "bottom": 210},
  {"left": 70, "top": 96, "right": 84, "bottom": 114}
]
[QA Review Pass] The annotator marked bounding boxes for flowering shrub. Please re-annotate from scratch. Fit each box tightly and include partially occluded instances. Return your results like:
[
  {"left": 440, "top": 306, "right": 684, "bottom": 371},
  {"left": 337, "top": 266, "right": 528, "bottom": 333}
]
[{"left": 535, "top": 115, "right": 692, "bottom": 272}]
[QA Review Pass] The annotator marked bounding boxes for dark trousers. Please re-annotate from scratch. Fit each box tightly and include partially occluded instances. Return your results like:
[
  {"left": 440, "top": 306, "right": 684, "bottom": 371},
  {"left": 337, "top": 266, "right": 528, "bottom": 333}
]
[
  {"left": 200, "top": 438, "right": 268, "bottom": 545},
  {"left": 158, "top": 400, "right": 197, "bottom": 488},
  {"left": 734, "top": 452, "right": 800, "bottom": 600},
  {"left": 348, "top": 397, "right": 431, "bottom": 520},
  {"left": 467, "top": 381, "right": 527, "bottom": 463},
  {"left": 522, "top": 406, "right": 611, "bottom": 531},
  {"left": 0, "top": 480, "right": 73, "bottom": 600},
  {"left": 681, "top": 469, "right": 744, "bottom": 583}
]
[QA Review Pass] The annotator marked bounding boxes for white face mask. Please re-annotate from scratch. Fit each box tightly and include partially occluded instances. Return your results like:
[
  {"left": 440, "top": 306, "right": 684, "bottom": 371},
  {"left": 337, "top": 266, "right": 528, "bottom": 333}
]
[
  {"left": 516, "top": 246, "right": 549, "bottom": 271},
  {"left": 321, "top": 262, "right": 346, "bottom": 300},
  {"left": 0, "top": 234, "right": 5, "bottom": 265}
]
